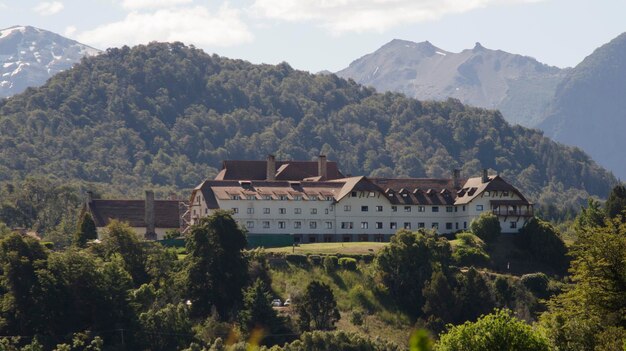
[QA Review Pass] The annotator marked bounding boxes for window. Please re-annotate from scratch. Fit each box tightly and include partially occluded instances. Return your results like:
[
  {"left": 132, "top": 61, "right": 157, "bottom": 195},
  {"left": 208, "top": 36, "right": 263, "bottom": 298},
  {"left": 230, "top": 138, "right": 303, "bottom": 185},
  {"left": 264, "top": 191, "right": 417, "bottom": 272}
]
[
  {"left": 351, "top": 191, "right": 358, "bottom": 197},
  {"left": 262, "top": 195, "right": 271, "bottom": 200},
  {"left": 279, "top": 195, "right": 288, "bottom": 200},
  {"left": 432, "top": 206, "right": 439, "bottom": 212},
  {"left": 446, "top": 206, "right": 454, "bottom": 213},
  {"left": 464, "top": 221, "right": 467, "bottom": 229},
  {"left": 455, "top": 223, "right": 459, "bottom": 230},
  {"left": 231, "top": 208, "right": 239, "bottom": 214},
  {"left": 503, "top": 191, "right": 509, "bottom": 197},
  {"left": 246, "top": 195, "right": 255, "bottom": 200},
  {"left": 369, "top": 191, "right": 376, "bottom": 197},
  {"left": 341, "top": 222, "right": 354, "bottom": 229},
  {"left": 391, "top": 206, "right": 397, "bottom": 212},
  {"left": 193, "top": 209, "right": 196, "bottom": 215},
  {"left": 361, "top": 222, "right": 368, "bottom": 229},
  {"left": 462, "top": 205, "right": 466, "bottom": 211},
  {"left": 247, "top": 208, "right": 254, "bottom": 214},
  {"left": 376, "top": 205, "right": 383, "bottom": 212},
  {"left": 404, "top": 206, "right": 411, "bottom": 212},
  {"left": 432, "top": 223, "right": 439, "bottom": 229},
  {"left": 418, "top": 206, "right": 425, "bottom": 212},
  {"left": 484, "top": 191, "right": 490, "bottom": 197},
  {"left": 446, "top": 222, "right": 453, "bottom": 230},
  {"left": 390, "top": 222, "right": 397, "bottom": 229},
  {"left": 279, "top": 208, "right": 286, "bottom": 214},
  {"left": 294, "top": 221, "right": 302, "bottom": 229},
  {"left": 294, "top": 208, "right": 302, "bottom": 214},
  {"left": 278, "top": 221, "right": 286, "bottom": 229},
  {"left": 309, "top": 195, "right": 318, "bottom": 201},
  {"left": 263, "top": 208, "right": 270, "bottom": 214},
  {"left": 231, "top": 195, "right": 241, "bottom": 200},
  {"left": 325, "top": 221, "right": 333, "bottom": 229},
  {"left": 404, "top": 222, "right": 411, "bottom": 229},
  {"left": 310, "top": 208, "right": 317, "bottom": 215},
  {"left": 205, "top": 208, "right": 208, "bottom": 214},
  {"left": 293, "top": 195, "right": 302, "bottom": 201},
  {"left": 344, "top": 205, "right": 351, "bottom": 212},
  {"left": 326, "top": 196, "right": 333, "bottom": 201},
  {"left": 361, "top": 206, "right": 369, "bottom": 212},
  {"left": 455, "top": 206, "right": 458, "bottom": 212},
  {"left": 510, "top": 221, "right": 517, "bottom": 229},
  {"left": 375, "top": 222, "right": 383, "bottom": 229},
  {"left": 262, "top": 221, "right": 270, "bottom": 229},
  {"left": 246, "top": 221, "right": 254, "bottom": 228},
  {"left": 476, "top": 205, "right": 484, "bottom": 211},
  {"left": 310, "top": 221, "right": 317, "bottom": 229},
  {"left": 418, "top": 222, "right": 425, "bottom": 228}
]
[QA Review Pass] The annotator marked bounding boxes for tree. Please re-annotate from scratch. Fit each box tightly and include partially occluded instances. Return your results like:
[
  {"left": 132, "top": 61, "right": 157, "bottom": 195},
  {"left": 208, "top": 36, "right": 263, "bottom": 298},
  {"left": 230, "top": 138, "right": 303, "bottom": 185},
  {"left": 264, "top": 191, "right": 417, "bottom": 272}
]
[
  {"left": 421, "top": 269, "right": 456, "bottom": 332},
  {"left": 0, "top": 221, "right": 11, "bottom": 238},
  {"left": 470, "top": 212, "right": 501, "bottom": 243},
  {"left": 101, "top": 220, "right": 148, "bottom": 285},
  {"left": 605, "top": 184, "right": 626, "bottom": 220},
  {"left": 296, "top": 281, "right": 340, "bottom": 331},
  {"left": 237, "top": 279, "right": 286, "bottom": 344},
  {"left": 139, "top": 303, "right": 193, "bottom": 351},
  {"left": 518, "top": 217, "right": 568, "bottom": 272},
  {"left": 183, "top": 210, "right": 248, "bottom": 319},
  {"left": 437, "top": 309, "right": 550, "bottom": 351},
  {"left": 375, "top": 229, "right": 451, "bottom": 317},
  {"left": 455, "top": 268, "right": 494, "bottom": 322},
  {"left": 73, "top": 211, "right": 97, "bottom": 247},
  {"left": 574, "top": 198, "right": 606, "bottom": 232}
]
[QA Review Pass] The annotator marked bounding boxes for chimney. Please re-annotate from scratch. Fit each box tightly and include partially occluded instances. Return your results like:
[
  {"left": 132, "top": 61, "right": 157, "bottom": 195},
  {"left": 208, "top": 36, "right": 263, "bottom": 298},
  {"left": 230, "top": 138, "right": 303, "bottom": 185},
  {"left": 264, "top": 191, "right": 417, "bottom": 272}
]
[
  {"left": 481, "top": 169, "right": 489, "bottom": 184},
  {"left": 85, "top": 191, "right": 94, "bottom": 211},
  {"left": 453, "top": 169, "right": 461, "bottom": 189},
  {"left": 145, "top": 190, "right": 156, "bottom": 240},
  {"left": 266, "top": 155, "right": 276, "bottom": 181},
  {"left": 318, "top": 155, "right": 327, "bottom": 179}
]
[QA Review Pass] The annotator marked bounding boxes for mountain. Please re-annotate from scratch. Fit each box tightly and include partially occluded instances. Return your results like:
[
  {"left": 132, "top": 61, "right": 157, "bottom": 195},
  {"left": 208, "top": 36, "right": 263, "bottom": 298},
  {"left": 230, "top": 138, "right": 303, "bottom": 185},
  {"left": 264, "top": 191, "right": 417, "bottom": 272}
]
[
  {"left": 0, "top": 25, "right": 100, "bottom": 98},
  {"left": 336, "top": 39, "right": 566, "bottom": 127},
  {"left": 539, "top": 33, "right": 626, "bottom": 179},
  {"left": 0, "top": 42, "right": 616, "bottom": 215}
]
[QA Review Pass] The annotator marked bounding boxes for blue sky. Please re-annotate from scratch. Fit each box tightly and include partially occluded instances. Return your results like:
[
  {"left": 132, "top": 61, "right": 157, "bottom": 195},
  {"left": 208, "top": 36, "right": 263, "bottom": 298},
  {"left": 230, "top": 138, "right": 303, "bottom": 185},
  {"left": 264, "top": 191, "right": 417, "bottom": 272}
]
[{"left": 1, "top": 0, "right": 624, "bottom": 73}]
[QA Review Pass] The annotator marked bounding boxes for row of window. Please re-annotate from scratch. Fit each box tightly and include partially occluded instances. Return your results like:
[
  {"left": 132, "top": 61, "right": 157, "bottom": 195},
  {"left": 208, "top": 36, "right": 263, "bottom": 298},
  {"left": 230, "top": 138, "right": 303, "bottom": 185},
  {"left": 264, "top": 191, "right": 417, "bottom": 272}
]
[
  {"left": 232, "top": 207, "right": 333, "bottom": 215},
  {"left": 243, "top": 220, "right": 472, "bottom": 231},
  {"left": 349, "top": 205, "right": 461, "bottom": 213},
  {"left": 231, "top": 194, "right": 334, "bottom": 201}
]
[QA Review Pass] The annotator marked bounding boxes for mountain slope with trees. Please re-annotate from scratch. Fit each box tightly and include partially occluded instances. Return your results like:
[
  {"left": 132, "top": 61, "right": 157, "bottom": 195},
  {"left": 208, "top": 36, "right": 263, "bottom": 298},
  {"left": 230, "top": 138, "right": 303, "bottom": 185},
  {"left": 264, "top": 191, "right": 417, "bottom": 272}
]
[
  {"left": 539, "top": 32, "right": 626, "bottom": 180},
  {"left": 0, "top": 42, "right": 616, "bottom": 214}
]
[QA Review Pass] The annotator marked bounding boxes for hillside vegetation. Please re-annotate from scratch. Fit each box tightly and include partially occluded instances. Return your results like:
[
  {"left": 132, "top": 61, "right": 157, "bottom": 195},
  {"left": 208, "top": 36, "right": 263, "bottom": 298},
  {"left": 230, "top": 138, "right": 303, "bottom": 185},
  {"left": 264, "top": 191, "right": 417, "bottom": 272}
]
[{"left": 0, "top": 42, "right": 616, "bottom": 217}]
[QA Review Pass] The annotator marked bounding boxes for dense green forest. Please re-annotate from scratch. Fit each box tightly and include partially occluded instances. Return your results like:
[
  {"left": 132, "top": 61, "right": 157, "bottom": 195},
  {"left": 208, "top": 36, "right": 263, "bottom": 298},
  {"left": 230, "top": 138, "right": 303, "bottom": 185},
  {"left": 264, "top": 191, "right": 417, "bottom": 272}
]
[
  {"left": 0, "top": 42, "right": 616, "bottom": 220},
  {"left": 0, "top": 186, "right": 624, "bottom": 350}
]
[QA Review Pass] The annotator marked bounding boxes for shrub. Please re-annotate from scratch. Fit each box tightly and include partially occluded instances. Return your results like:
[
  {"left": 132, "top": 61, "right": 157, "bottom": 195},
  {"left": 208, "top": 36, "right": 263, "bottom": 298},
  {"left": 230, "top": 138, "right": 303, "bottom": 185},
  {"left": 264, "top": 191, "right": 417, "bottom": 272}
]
[
  {"left": 338, "top": 257, "right": 357, "bottom": 270},
  {"left": 455, "top": 232, "right": 485, "bottom": 249},
  {"left": 350, "top": 310, "right": 364, "bottom": 326},
  {"left": 520, "top": 273, "right": 549, "bottom": 298},
  {"left": 518, "top": 217, "right": 568, "bottom": 272},
  {"left": 323, "top": 256, "right": 338, "bottom": 272},
  {"left": 470, "top": 212, "right": 501, "bottom": 243},
  {"left": 308, "top": 255, "right": 322, "bottom": 265},
  {"left": 452, "top": 246, "right": 490, "bottom": 266},
  {"left": 286, "top": 254, "right": 308, "bottom": 266},
  {"left": 348, "top": 284, "right": 376, "bottom": 312}
]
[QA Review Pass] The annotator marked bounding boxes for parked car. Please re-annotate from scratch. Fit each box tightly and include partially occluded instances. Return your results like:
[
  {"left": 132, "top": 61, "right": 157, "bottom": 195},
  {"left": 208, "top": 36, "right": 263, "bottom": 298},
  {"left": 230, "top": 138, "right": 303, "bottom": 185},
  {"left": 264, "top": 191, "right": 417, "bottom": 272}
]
[{"left": 271, "top": 299, "right": 282, "bottom": 307}]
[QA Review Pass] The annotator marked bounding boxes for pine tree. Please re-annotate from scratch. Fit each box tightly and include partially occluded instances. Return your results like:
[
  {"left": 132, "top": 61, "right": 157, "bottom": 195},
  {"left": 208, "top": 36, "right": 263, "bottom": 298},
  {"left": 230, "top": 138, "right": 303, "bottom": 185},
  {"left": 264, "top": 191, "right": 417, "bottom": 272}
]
[{"left": 73, "top": 211, "right": 97, "bottom": 247}]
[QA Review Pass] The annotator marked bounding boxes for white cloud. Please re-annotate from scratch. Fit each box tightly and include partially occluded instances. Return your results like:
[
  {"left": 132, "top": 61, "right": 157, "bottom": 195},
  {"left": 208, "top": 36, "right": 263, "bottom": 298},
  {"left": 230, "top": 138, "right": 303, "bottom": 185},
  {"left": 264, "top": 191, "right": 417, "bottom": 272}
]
[
  {"left": 0, "top": 2, "right": 7, "bottom": 10},
  {"left": 77, "top": 4, "right": 253, "bottom": 49},
  {"left": 120, "top": 0, "right": 193, "bottom": 10},
  {"left": 250, "top": 0, "right": 545, "bottom": 34},
  {"left": 64, "top": 25, "right": 77, "bottom": 37},
  {"left": 33, "top": 1, "right": 64, "bottom": 16}
]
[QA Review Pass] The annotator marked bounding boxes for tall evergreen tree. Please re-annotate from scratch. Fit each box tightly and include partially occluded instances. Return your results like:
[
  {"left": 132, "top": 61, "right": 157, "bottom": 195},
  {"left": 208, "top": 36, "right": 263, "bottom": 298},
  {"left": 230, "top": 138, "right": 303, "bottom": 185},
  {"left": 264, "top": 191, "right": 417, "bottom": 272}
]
[
  {"left": 73, "top": 211, "right": 97, "bottom": 247},
  {"left": 296, "top": 281, "right": 340, "bottom": 331},
  {"left": 605, "top": 184, "right": 626, "bottom": 220},
  {"left": 183, "top": 210, "right": 248, "bottom": 319}
]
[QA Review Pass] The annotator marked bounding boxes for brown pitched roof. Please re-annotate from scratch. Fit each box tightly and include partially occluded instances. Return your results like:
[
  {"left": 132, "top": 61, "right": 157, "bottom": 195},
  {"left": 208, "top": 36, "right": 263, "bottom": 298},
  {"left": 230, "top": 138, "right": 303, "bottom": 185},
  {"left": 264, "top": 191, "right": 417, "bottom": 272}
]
[
  {"left": 454, "top": 175, "right": 530, "bottom": 205},
  {"left": 369, "top": 178, "right": 458, "bottom": 206},
  {"left": 89, "top": 200, "right": 181, "bottom": 228},
  {"left": 214, "top": 160, "right": 344, "bottom": 181}
]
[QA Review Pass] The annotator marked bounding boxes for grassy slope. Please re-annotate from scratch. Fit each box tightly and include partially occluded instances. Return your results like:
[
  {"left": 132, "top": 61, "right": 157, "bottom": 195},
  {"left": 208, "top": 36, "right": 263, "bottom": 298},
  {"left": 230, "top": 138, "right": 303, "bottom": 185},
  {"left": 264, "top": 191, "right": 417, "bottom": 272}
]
[{"left": 269, "top": 263, "right": 413, "bottom": 346}]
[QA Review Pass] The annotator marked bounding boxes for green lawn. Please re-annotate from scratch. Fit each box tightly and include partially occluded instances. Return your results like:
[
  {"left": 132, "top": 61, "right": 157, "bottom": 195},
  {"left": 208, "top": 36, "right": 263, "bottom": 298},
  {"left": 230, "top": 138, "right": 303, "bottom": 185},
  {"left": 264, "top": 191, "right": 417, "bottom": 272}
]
[{"left": 266, "top": 242, "right": 387, "bottom": 255}]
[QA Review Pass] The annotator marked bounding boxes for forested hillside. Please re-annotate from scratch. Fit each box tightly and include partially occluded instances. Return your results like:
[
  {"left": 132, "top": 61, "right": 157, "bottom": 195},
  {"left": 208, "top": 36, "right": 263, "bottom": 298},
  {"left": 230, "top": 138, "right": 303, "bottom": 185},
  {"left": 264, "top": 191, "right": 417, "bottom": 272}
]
[{"left": 0, "top": 42, "right": 615, "bottom": 214}]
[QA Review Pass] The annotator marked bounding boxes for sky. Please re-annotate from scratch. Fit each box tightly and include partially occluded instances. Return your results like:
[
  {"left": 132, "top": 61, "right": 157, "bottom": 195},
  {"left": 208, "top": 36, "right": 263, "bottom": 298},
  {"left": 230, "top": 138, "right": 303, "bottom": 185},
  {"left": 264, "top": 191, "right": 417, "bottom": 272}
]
[{"left": 1, "top": 0, "right": 625, "bottom": 73}]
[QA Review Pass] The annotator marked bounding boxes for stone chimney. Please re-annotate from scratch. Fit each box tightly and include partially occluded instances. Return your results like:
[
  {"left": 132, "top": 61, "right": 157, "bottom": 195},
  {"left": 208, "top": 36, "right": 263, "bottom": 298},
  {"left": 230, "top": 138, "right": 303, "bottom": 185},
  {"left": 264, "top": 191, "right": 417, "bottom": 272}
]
[
  {"left": 266, "top": 155, "right": 276, "bottom": 181},
  {"left": 452, "top": 169, "right": 461, "bottom": 189},
  {"left": 482, "top": 169, "right": 489, "bottom": 184},
  {"left": 145, "top": 190, "right": 156, "bottom": 240},
  {"left": 318, "top": 155, "right": 327, "bottom": 179}
]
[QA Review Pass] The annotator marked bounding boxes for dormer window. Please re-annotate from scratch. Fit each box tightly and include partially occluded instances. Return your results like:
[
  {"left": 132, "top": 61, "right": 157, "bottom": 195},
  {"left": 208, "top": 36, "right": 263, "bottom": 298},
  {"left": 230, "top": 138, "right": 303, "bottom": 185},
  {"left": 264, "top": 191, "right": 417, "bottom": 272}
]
[{"left": 231, "top": 195, "right": 241, "bottom": 200}]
